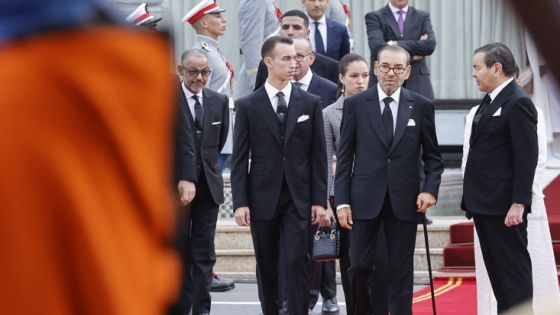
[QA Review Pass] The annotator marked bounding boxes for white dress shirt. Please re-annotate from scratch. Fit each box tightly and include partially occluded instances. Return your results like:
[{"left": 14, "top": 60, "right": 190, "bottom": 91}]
[
  {"left": 377, "top": 84, "right": 400, "bottom": 133},
  {"left": 388, "top": 2, "right": 408, "bottom": 23},
  {"left": 489, "top": 77, "right": 514, "bottom": 102},
  {"left": 308, "top": 14, "right": 328, "bottom": 53},
  {"left": 264, "top": 80, "right": 292, "bottom": 111},
  {"left": 182, "top": 82, "right": 204, "bottom": 118},
  {"left": 292, "top": 70, "right": 313, "bottom": 92}
]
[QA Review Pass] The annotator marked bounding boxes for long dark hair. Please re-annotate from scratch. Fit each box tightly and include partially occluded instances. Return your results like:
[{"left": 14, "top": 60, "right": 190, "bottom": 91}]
[{"left": 336, "top": 53, "right": 368, "bottom": 98}]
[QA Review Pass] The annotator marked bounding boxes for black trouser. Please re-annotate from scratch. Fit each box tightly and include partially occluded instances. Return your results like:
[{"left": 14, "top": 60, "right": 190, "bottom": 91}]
[
  {"left": 251, "top": 183, "right": 311, "bottom": 315},
  {"left": 176, "top": 174, "right": 219, "bottom": 315},
  {"left": 473, "top": 212, "right": 533, "bottom": 314},
  {"left": 349, "top": 194, "right": 416, "bottom": 315}
]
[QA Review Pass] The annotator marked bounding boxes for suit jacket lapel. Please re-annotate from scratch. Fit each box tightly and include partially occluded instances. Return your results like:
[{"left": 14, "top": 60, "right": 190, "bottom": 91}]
[
  {"left": 402, "top": 6, "right": 415, "bottom": 38},
  {"left": 284, "top": 87, "right": 304, "bottom": 146},
  {"left": 179, "top": 84, "right": 196, "bottom": 127},
  {"left": 470, "top": 81, "right": 515, "bottom": 145},
  {"left": 253, "top": 87, "right": 282, "bottom": 145},
  {"left": 383, "top": 5, "right": 401, "bottom": 38},
  {"left": 308, "top": 74, "right": 319, "bottom": 95},
  {"left": 364, "top": 89, "right": 390, "bottom": 149},
  {"left": 326, "top": 19, "right": 335, "bottom": 55},
  {"left": 389, "top": 89, "right": 414, "bottom": 153},
  {"left": 201, "top": 88, "right": 216, "bottom": 142}
]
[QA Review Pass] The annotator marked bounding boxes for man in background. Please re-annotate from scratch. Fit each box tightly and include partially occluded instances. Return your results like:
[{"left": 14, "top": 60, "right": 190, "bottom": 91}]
[
  {"left": 255, "top": 10, "right": 339, "bottom": 89},
  {"left": 302, "top": 0, "right": 350, "bottom": 60},
  {"left": 365, "top": 0, "right": 436, "bottom": 100}
]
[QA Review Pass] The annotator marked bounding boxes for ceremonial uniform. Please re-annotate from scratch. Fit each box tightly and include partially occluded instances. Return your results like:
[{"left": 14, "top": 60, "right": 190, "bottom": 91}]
[
  {"left": 236, "top": 0, "right": 280, "bottom": 98},
  {"left": 193, "top": 35, "right": 233, "bottom": 97}
]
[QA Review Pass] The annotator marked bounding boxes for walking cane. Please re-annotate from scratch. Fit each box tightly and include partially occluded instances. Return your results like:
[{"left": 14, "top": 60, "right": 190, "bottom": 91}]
[{"left": 422, "top": 213, "right": 437, "bottom": 315}]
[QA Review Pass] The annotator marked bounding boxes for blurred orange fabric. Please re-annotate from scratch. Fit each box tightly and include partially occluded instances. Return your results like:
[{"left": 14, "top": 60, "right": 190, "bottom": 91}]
[{"left": 0, "top": 27, "right": 180, "bottom": 315}]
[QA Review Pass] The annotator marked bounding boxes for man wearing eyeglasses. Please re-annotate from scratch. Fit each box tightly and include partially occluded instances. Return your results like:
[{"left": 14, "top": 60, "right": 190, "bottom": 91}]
[
  {"left": 175, "top": 49, "right": 230, "bottom": 315},
  {"left": 292, "top": 38, "right": 338, "bottom": 109},
  {"left": 334, "top": 45, "right": 443, "bottom": 315}
]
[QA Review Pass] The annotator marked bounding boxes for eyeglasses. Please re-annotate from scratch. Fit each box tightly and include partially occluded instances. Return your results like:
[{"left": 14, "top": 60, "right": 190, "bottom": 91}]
[
  {"left": 184, "top": 67, "right": 212, "bottom": 77},
  {"left": 295, "top": 52, "right": 314, "bottom": 62},
  {"left": 378, "top": 64, "right": 407, "bottom": 74}
]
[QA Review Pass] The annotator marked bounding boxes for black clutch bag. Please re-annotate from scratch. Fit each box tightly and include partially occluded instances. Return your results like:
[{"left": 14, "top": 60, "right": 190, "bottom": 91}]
[{"left": 312, "top": 223, "right": 340, "bottom": 261}]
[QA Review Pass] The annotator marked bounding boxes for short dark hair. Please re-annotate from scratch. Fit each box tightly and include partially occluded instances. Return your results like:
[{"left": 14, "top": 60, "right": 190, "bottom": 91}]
[
  {"left": 474, "top": 43, "right": 517, "bottom": 77},
  {"left": 377, "top": 45, "right": 410, "bottom": 65},
  {"left": 282, "top": 10, "right": 309, "bottom": 28},
  {"left": 180, "top": 49, "right": 207, "bottom": 64},
  {"left": 261, "top": 36, "right": 293, "bottom": 59}
]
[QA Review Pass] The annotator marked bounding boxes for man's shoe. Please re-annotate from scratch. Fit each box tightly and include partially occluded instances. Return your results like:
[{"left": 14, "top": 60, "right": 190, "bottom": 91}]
[
  {"left": 209, "top": 273, "right": 235, "bottom": 292},
  {"left": 321, "top": 298, "right": 339, "bottom": 314}
]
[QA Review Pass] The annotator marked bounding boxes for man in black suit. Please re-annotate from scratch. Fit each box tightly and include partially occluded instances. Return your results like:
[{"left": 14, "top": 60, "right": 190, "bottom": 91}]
[
  {"left": 335, "top": 45, "right": 443, "bottom": 315},
  {"left": 302, "top": 0, "right": 350, "bottom": 60},
  {"left": 292, "top": 38, "right": 338, "bottom": 108},
  {"left": 462, "top": 43, "right": 538, "bottom": 313},
  {"left": 232, "top": 36, "right": 328, "bottom": 315},
  {"left": 176, "top": 49, "right": 230, "bottom": 315},
  {"left": 254, "top": 10, "right": 339, "bottom": 90},
  {"left": 365, "top": 0, "right": 436, "bottom": 100}
]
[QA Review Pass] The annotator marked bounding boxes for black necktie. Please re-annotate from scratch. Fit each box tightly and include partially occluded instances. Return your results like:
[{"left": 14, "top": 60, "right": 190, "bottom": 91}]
[
  {"left": 276, "top": 91, "right": 288, "bottom": 134},
  {"left": 192, "top": 94, "right": 203, "bottom": 131},
  {"left": 471, "top": 95, "right": 491, "bottom": 142},
  {"left": 382, "top": 97, "right": 394, "bottom": 147},
  {"left": 314, "top": 21, "right": 325, "bottom": 55},
  {"left": 292, "top": 81, "right": 303, "bottom": 89}
]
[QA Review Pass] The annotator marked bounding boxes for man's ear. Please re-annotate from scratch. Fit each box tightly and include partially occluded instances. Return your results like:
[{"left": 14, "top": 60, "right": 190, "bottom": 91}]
[
  {"left": 402, "top": 65, "right": 412, "bottom": 80},
  {"left": 177, "top": 65, "right": 184, "bottom": 76},
  {"left": 264, "top": 56, "right": 273, "bottom": 68},
  {"left": 307, "top": 52, "right": 316, "bottom": 66}
]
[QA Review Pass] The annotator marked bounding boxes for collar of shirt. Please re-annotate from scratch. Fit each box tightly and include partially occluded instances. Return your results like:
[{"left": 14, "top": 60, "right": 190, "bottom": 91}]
[
  {"left": 265, "top": 80, "right": 292, "bottom": 111},
  {"left": 489, "top": 77, "right": 514, "bottom": 102},
  {"left": 307, "top": 14, "right": 327, "bottom": 51},
  {"left": 182, "top": 82, "right": 204, "bottom": 117},
  {"left": 195, "top": 34, "right": 219, "bottom": 47},
  {"left": 377, "top": 84, "right": 400, "bottom": 131},
  {"left": 293, "top": 70, "right": 313, "bottom": 91},
  {"left": 388, "top": 2, "right": 408, "bottom": 21}
]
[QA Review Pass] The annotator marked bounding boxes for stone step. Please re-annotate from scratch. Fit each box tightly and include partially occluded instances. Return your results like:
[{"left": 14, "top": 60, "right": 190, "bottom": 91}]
[
  {"left": 215, "top": 247, "right": 444, "bottom": 273},
  {"left": 214, "top": 220, "right": 458, "bottom": 250}
]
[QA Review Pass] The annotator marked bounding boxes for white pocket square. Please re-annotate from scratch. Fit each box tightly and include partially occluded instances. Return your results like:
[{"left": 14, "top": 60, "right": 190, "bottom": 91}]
[
  {"left": 297, "top": 115, "right": 309, "bottom": 123},
  {"left": 492, "top": 108, "right": 501, "bottom": 117},
  {"left": 407, "top": 119, "right": 416, "bottom": 126},
  {"left": 211, "top": 121, "right": 222, "bottom": 125}
]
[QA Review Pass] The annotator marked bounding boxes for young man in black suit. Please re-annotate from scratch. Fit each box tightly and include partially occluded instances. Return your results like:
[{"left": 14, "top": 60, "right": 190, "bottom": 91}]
[
  {"left": 175, "top": 49, "right": 230, "bottom": 315},
  {"left": 254, "top": 10, "right": 339, "bottom": 89},
  {"left": 232, "top": 36, "right": 328, "bottom": 315},
  {"left": 462, "top": 43, "right": 538, "bottom": 313},
  {"left": 335, "top": 45, "right": 443, "bottom": 315},
  {"left": 365, "top": 0, "right": 436, "bottom": 100}
]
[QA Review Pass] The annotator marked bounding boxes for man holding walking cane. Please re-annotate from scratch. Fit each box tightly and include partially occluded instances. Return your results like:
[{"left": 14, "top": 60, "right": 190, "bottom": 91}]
[{"left": 334, "top": 45, "right": 443, "bottom": 315}]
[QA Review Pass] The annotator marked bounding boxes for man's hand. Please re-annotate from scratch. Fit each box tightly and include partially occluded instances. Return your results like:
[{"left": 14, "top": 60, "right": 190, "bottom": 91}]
[
  {"left": 412, "top": 55, "right": 424, "bottom": 61},
  {"left": 311, "top": 205, "right": 326, "bottom": 225},
  {"left": 337, "top": 206, "right": 353, "bottom": 230},
  {"left": 505, "top": 203, "right": 525, "bottom": 227},
  {"left": 178, "top": 180, "right": 196, "bottom": 205},
  {"left": 419, "top": 33, "right": 429, "bottom": 40},
  {"left": 417, "top": 192, "right": 436, "bottom": 213},
  {"left": 234, "top": 207, "right": 251, "bottom": 226},
  {"left": 321, "top": 207, "right": 335, "bottom": 228}
]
